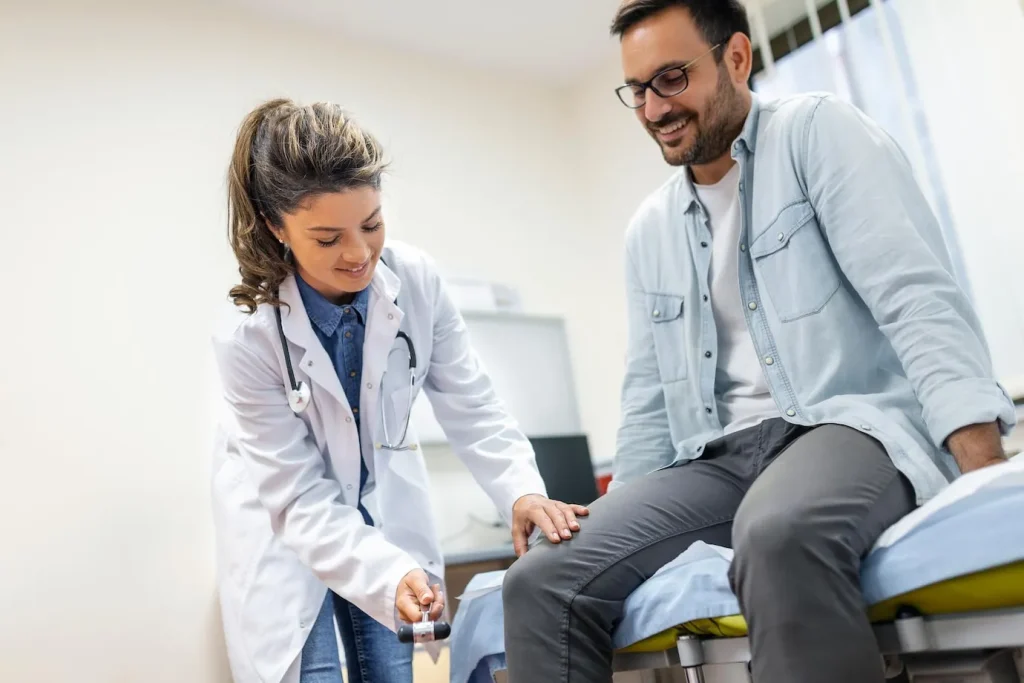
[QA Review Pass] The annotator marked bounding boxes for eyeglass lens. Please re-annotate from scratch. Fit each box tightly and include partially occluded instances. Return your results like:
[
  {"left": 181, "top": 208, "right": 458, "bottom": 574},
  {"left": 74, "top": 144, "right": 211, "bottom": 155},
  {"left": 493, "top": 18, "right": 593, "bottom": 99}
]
[{"left": 618, "top": 68, "right": 689, "bottom": 108}]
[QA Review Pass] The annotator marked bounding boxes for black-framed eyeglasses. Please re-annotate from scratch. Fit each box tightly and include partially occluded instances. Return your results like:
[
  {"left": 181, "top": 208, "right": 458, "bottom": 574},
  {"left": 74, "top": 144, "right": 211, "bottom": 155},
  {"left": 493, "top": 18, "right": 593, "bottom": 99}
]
[{"left": 615, "top": 44, "right": 722, "bottom": 109}]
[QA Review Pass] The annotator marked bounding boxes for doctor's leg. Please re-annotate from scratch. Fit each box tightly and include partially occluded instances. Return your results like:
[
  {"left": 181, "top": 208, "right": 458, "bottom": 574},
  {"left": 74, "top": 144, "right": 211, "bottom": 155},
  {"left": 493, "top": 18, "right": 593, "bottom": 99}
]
[
  {"left": 299, "top": 592, "right": 345, "bottom": 683},
  {"left": 729, "top": 425, "right": 916, "bottom": 683},
  {"left": 332, "top": 593, "right": 413, "bottom": 683}
]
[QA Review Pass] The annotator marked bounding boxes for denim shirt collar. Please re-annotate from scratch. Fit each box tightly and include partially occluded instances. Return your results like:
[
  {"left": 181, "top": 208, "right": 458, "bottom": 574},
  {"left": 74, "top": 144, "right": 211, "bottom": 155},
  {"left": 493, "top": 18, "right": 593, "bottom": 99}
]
[
  {"left": 295, "top": 273, "right": 370, "bottom": 337},
  {"left": 677, "top": 92, "right": 762, "bottom": 213}
]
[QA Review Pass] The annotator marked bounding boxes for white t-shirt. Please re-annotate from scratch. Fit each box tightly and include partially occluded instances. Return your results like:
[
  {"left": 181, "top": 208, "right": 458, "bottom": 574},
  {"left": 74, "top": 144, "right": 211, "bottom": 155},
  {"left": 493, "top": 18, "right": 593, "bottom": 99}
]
[{"left": 693, "top": 163, "right": 780, "bottom": 434}]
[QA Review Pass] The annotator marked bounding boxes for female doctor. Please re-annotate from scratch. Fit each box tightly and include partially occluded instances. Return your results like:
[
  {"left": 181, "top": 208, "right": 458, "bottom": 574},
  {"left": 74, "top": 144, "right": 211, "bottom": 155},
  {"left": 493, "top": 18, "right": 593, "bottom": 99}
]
[{"left": 211, "top": 98, "right": 589, "bottom": 683}]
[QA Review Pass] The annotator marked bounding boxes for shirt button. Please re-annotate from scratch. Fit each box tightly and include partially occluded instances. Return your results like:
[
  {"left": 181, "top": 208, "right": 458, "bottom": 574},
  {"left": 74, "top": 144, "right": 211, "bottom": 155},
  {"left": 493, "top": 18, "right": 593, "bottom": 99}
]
[
  {"left": 777, "top": 232, "right": 785, "bottom": 242},
  {"left": 705, "top": 351, "right": 712, "bottom": 358},
  {"left": 740, "top": 244, "right": 746, "bottom": 252},
  {"left": 353, "top": 407, "right": 359, "bottom": 414},
  {"left": 705, "top": 407, "right": 712, "bottom": 414},
  {"left": 652, "top": 309, "right": 661, "bottom": 318},
  {"left": 764, "top": 356, "right": 774, "bottom": 366},
  {"left": 748, "top": 302, "right": 757, "bottom": 311},
  {"left": 861, "top": 425, "right": 872, "bottom": 432},
  {"left": 701, "top": 241, "right": 708, "bottom": 248},
  {"left": 349, "top": 371, "right": 356, "bottom": 378},
  {"left": 703, "top": 294, "right": 709, "bottom": 302},
  {"left": 786, "top": 408, "right": 796, "bottom": 417},
  {"left": 343, "top": 308, "right": 351, "bottom": 315},
  {"left": 345, "top": 331, "right": 352, "bottom": 339}
]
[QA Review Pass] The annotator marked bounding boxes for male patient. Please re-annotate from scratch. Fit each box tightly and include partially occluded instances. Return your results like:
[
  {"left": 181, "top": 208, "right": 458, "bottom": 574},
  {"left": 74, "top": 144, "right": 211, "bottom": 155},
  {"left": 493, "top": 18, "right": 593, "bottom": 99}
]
[{"left": 502, "top": 1, "right": 1016, "bottom": 682}]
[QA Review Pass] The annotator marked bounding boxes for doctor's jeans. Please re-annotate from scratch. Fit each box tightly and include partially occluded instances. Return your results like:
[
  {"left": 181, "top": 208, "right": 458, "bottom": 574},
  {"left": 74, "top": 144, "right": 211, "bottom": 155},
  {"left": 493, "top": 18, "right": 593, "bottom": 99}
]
[
  {"left": 299, "top": 589, "right": 413, "bottom": 683},
  {"left": 502, "top": 419, "right": 917, "bottom": 683}
]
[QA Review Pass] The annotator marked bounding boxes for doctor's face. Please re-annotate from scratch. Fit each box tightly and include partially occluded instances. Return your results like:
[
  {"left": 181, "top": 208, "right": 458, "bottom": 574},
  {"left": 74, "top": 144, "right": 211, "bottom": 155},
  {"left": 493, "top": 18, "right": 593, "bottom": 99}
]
[{"left": 274, "top": 187, "right": 385, "bottom": 304}]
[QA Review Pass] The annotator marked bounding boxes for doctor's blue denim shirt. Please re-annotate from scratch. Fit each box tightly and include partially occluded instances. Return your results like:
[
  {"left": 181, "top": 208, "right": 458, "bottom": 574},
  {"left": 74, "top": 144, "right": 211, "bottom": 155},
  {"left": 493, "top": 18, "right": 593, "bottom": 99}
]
[
  {"left": 613, "top": 93, "right": 1016, "bottom": 504},
  {"left": 296, "top": 273, "right": 374, "bottom": 525}
]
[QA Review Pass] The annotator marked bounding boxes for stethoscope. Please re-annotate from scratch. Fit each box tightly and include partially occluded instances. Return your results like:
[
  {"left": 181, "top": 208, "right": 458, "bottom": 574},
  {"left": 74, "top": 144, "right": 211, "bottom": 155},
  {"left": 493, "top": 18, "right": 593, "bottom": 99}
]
[{"left": 273, "top": 289, "right": 418, "bottom": 452}]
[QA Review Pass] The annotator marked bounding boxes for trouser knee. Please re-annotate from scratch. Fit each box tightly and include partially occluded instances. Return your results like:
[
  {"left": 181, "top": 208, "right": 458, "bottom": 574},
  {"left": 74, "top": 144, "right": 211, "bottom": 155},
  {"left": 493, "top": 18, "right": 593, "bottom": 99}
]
[
  {"left": 729, "top": 507, "right": 851, "bottom": 596},
  {"left": 502, "top": 544, "right": 570, "bottom": 620}
]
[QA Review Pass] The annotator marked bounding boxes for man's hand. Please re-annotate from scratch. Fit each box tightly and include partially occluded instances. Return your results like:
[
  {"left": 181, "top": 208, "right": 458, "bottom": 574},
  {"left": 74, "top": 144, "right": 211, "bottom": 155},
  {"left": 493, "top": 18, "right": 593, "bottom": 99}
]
[
  {"left": 395, "top": 569, "right": 444, "bottom": 624},
  {"left": 946, "top": 422, "right": 1007, "bottom": 474},
  {"left": 511, "top": 494, "right": 590, "bottom": 557}
]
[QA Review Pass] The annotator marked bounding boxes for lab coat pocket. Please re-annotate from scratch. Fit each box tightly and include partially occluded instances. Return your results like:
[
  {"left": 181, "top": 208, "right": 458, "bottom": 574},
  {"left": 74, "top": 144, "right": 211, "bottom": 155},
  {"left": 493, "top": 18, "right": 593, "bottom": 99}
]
[
  {"left": 750, "top": 201, "right": 841, "bottom": 322},
  {"left": 377, "top": 373, "right": 424, "bottom": 451},
  {"left": 647, "top": 292, "right": 688, "bottom": 382}
]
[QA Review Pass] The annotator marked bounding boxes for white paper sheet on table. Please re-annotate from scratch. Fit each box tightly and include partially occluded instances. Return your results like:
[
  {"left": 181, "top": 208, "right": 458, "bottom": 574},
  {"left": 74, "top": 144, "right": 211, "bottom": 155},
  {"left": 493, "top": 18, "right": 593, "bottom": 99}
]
[
  {"left": 872, "top": 453, "right": 1024, "bottom": 550},
  {"left": 456, "top": 570, "right": 506, "bottom": 602}
]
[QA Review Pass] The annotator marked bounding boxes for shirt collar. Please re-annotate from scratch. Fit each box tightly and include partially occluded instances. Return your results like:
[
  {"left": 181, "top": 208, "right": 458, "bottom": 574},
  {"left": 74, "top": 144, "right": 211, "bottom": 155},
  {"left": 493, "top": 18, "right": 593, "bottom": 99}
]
[
  {"left": 295, "top": 273, "right": 370, "bottom": 337},
  {"left": 676, "top": 92, "right": 762, "bottom": 212}
]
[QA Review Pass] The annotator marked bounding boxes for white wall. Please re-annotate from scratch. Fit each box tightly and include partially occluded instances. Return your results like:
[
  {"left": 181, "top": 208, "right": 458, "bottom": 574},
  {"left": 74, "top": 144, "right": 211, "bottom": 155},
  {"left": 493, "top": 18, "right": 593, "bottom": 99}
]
[{"left": 0, "top": 2, "right": 594, "bottom": 681}]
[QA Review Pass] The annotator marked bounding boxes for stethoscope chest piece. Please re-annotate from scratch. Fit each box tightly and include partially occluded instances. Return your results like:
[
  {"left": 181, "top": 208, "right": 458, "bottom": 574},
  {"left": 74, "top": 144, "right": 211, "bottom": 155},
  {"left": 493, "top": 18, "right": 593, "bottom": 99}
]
[{"left": 287, "top": 380, "right": 311, "bottom": 413}]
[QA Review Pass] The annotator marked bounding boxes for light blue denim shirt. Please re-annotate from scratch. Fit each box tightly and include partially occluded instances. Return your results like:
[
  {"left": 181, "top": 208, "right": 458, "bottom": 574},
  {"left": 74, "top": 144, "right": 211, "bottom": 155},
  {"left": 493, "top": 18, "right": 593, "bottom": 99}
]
[{"left": 614, "top": 92, "right": 1016, "bottom": 504}]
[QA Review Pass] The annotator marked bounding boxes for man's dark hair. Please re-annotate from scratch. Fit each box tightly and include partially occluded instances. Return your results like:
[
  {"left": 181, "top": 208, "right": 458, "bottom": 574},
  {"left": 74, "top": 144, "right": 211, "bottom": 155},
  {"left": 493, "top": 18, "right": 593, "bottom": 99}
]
[{"left": 610, "top": 0, "right": 751, "bottom": 50}]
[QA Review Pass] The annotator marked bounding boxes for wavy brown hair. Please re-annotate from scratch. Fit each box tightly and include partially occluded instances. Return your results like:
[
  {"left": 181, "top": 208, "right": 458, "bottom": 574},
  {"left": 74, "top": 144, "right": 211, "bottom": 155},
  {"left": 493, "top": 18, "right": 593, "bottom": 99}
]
[{"left": 226, "top": 98, "right": 388, "bottom": 313}]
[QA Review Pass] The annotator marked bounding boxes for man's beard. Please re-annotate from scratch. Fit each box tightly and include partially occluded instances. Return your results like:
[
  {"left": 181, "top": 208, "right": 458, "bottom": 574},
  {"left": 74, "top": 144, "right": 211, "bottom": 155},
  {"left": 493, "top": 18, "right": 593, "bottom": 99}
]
[{"left": 652, "top": 66, "right": 746, "bottom": 167}]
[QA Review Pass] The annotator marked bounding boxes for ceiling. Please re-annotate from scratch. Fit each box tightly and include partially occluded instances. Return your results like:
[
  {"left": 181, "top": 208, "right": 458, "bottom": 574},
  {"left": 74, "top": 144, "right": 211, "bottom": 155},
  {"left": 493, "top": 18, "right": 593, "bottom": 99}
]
[{"left": 218, "top": 0, "right": 834, "bottom": 86}]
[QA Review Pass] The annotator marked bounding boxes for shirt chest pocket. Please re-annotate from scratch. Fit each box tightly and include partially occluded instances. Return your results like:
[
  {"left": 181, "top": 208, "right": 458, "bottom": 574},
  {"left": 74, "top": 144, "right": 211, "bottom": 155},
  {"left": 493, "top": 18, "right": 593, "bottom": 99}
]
[
  {"left": 749, "top": 201, "right": 841, "bottom": 322},
  {"left": 647, "top": 293, "right": 688, "bottom": 383}
]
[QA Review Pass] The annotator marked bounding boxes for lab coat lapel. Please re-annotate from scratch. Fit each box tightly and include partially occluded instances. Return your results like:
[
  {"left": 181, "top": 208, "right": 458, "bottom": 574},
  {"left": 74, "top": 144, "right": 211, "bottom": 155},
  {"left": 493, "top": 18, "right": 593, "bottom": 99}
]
[
  {"left": 361, "top": 260, "right": 404, "bottom": 444},
  {"left": 277, "top": 275, "right": 348, "bottom": 408}
]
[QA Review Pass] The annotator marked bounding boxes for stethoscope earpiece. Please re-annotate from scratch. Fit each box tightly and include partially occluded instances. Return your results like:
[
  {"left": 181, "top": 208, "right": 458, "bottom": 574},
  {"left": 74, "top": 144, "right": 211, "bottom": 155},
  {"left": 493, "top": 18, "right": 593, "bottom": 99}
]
[{"left": 288, "top": 381, "right": 311, "bottom": 413}]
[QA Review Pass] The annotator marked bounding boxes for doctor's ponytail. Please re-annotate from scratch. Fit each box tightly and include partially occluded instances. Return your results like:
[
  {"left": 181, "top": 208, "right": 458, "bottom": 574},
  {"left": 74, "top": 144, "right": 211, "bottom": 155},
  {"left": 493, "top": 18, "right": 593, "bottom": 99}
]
[{"left": 226, "top": 98, "right": 388, "bottom": 313}]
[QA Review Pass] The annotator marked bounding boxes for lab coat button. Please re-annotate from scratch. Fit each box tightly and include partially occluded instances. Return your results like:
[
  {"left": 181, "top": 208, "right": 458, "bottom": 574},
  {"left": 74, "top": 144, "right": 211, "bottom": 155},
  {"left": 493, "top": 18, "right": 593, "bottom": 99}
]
[
  {"left": 748, "top": 302, "right": 757, "bottom": 311},
  {"left": 861, "top": 425, "right": 872, "bottom": 432},
  {"left": 740, "top": 244, "right": 746, "bottom": 252},
  {"left": 366, "top": 382, "right": 373, "bottom": 389},
  {"left": 777, "top": 232, "right": 784, "bottom": 242},
  {"left": 346, "top": 484, "right": 353, "bottom": 491},
  {"left": 388, "top": 313, "right": 394, "bottom": 320},
  {"left": 346, "top": 417, "right": 352, "bottom": 423},
  {"left": 764, "top": 356, "right": 774, "bottom": 366},
  {"left": 786, "top": 408, "right": 796, "bottom": 417}
]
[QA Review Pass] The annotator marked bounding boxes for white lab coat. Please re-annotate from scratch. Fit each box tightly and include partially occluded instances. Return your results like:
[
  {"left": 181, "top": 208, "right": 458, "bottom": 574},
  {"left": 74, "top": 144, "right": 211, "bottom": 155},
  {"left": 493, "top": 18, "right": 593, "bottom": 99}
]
[{"left": 210, "top": 241, "right": 547, "bottom": 683}]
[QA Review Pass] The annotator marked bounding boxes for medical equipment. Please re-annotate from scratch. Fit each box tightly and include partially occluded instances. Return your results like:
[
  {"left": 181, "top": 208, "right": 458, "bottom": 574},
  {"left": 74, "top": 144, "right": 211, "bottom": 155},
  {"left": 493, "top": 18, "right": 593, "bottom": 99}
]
[
  {"left": 450, "top": 455, "right": 1024, "bottom": 683},
  {"left": 273, "top": 282, "right": 419, "bottom": 442},
  {"left": 397, "top": 605, "right": 451, "bottom": 644},
  {"left": 375, "top": 330, "right": 417, "bottom": 451},
  {"left": 274, "top": 305, "right": 312, "bottom": 413}
]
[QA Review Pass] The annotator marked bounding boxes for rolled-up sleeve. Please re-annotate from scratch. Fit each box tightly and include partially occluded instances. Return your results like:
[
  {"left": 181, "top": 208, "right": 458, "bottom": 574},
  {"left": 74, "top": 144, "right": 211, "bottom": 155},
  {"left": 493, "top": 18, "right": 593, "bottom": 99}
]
[{"left": 802, "top": 95, "right": 1016, "bottom": 447}]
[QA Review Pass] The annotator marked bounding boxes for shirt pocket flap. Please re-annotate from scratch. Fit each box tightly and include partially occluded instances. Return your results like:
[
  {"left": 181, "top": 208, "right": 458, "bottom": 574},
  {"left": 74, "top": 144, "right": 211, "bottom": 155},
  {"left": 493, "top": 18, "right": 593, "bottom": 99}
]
[
  {"left": 647, "top": 293, "right": 684, "bottom": 322},
  {"left": 750, "top": 201, "right": 816, "bottom": 258}
]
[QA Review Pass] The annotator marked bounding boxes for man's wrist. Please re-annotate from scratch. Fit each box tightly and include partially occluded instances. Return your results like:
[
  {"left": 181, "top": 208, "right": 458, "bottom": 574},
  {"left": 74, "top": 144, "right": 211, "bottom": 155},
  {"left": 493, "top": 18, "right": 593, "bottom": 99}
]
[{"left": 946, "top": 422, "right": 1006, "bottom": 473}]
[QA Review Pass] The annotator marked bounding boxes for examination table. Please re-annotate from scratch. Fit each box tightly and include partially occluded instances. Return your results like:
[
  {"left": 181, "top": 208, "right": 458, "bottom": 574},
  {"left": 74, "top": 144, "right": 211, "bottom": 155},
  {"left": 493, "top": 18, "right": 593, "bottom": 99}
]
[{"left": 448, "top": 454, "right": 1024, "bottom": 683}]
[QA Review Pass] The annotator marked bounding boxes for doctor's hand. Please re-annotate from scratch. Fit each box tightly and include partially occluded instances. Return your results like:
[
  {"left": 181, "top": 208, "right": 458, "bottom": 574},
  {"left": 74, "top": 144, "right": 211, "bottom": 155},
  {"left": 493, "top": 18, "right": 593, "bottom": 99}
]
[
  {"left": 396, "top": 569, "right": 444, "bottom": 624},
  {"left": 511, "top": 494, "right": 590, "bottom": 557}
]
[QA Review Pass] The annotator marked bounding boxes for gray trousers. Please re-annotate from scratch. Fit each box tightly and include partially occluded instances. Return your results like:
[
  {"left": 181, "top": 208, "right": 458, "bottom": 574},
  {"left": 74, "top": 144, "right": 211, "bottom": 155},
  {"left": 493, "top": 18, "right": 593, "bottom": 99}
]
[{"left": 502, "top": 420, "right": 916, "bottom": 683}]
